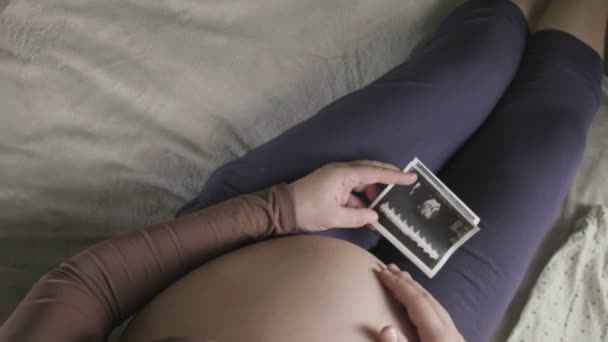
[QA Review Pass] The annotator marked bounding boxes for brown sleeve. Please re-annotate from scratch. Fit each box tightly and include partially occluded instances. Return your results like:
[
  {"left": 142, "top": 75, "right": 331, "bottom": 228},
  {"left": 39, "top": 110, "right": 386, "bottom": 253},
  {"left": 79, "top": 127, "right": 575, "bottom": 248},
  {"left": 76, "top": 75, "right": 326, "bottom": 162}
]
[{"left": 0, "top": 184, "right": 297, "bottom": 342}]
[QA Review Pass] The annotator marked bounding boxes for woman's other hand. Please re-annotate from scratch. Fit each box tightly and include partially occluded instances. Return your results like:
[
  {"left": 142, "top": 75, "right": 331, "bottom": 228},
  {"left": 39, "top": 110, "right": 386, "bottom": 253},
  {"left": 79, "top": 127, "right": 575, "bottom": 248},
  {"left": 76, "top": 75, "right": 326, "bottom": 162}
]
[
  {"left": 289, "top": 160, "right": 416, "bottom": 232},
  {"left": 376, "top": 264, "right": 465, "bottom": 342}
]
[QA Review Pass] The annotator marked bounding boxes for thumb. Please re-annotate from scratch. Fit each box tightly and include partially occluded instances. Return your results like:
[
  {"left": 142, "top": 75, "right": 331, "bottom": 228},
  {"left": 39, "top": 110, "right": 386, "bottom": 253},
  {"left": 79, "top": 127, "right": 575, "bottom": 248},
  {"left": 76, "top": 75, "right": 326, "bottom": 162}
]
[
  {"left": 378, "top": 326, "right": 408, "bottom": 342},
  {"left": 334, "top": 207, "right": 378, "bottom": 228}
]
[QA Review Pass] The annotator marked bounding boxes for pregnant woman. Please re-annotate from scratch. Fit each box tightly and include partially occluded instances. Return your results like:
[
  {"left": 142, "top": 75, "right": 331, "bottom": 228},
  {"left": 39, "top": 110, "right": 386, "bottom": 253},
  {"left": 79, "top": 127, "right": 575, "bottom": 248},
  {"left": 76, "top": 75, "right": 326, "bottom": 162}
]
[{"left": 1, "top": 0, "right": 605, "bottom": 341}]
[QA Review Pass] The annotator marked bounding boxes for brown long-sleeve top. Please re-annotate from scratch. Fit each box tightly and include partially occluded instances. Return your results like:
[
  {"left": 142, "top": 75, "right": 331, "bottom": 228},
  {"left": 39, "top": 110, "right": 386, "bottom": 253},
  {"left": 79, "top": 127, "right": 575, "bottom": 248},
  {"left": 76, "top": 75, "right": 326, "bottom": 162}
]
[{"left": 0, "top": 185, "right": 297, "bottom": 342}]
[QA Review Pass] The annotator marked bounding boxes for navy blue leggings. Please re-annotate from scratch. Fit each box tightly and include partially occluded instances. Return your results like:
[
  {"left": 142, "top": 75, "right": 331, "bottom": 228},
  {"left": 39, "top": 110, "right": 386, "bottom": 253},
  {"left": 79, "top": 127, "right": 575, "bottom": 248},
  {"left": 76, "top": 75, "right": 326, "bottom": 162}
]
[{"left": 177, "top": 1, "right": 603, "bottom": 340}]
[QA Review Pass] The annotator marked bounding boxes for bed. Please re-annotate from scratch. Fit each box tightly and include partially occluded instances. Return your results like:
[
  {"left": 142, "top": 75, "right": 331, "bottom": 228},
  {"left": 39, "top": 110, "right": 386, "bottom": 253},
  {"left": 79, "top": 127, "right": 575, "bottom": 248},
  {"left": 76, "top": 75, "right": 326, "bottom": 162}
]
[{"left": 1, "top": 0, "right": 607, "bottom": 340}]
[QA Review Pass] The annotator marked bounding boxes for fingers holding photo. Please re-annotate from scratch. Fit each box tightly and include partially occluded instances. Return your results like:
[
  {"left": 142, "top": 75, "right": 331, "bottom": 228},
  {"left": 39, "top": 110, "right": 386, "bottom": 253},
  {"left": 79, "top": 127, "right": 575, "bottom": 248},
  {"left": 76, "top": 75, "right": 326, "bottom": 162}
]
[
  {"left": 363, "top": 184, "right": 383, "bottom": 203},
  {"left": 333, "top": 207, "right": 379, "bottom": 228},
  {"left": 344, "top": 162, "right": 417, "bottom": 192},
  {"left": 289, "top": 160, "right": 415, "bottom": 232},
  {"left": 346, "top": 160, "right": 415, "bottom": 203},
  {"left": 350, "top": 159, "right": 402, "bottom": 171},
  {"left": 345, "top": 193, "right": 367, "bottom": 209}
]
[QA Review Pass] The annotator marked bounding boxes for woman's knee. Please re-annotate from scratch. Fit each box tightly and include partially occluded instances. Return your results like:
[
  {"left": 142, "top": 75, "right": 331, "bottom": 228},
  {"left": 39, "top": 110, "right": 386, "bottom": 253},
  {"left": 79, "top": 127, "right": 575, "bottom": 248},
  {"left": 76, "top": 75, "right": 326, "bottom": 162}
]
[{"left": 443, "top": 0, "right": 529, "bottom": 51}]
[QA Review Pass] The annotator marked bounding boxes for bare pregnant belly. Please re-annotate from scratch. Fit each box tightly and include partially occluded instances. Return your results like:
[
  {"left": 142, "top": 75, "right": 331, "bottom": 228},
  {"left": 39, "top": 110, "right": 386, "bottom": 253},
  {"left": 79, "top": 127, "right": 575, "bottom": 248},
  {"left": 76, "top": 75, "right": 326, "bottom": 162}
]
[{"left": 122, "top": 235, "right": 414, "bottom": 342}]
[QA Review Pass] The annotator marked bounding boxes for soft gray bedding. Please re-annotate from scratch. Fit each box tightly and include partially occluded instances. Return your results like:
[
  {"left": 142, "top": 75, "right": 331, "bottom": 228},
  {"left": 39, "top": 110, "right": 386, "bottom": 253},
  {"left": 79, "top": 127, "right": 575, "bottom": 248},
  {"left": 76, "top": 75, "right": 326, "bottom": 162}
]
[{"left": 0, "top": 0, "right": 607, "bottom": 340}]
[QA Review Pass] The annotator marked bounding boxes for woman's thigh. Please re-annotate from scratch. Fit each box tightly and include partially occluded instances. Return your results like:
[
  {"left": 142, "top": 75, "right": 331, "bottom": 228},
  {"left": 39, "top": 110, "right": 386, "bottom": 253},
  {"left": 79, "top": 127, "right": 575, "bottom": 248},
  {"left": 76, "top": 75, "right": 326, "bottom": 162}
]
[
  {"left": 178, "top": 0, "right": 529, "bottom": 248},
  {"left": 377, "top": 30, "right": 603, "bottom": 342}
]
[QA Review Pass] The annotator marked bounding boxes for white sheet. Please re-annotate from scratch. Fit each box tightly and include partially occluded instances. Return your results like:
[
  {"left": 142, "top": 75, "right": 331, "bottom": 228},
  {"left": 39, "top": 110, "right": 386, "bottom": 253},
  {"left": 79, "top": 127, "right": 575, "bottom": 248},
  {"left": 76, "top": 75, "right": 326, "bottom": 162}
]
[{"left": 507, "top": 206, "right": 608, "bottom": 342}]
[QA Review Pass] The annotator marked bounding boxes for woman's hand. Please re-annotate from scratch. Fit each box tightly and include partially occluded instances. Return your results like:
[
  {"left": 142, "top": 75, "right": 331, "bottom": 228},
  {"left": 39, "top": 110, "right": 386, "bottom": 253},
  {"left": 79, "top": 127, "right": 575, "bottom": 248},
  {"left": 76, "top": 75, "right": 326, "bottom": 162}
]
[
  {"left": 289, "top": 160, "right": 416, "bottom": 232},
  {"left": 376, "top": 264, "right": 465, "bottom": 342}
]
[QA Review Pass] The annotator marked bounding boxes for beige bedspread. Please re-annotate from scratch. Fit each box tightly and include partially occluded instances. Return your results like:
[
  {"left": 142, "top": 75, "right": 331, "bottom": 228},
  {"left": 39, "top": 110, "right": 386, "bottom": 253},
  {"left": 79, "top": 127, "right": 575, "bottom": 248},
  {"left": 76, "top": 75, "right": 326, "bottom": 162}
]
[
  {"left": 507, "top": 206, "right": 608, "bottom": 342},
  {"left": 0, "top": 0, "right": 607, "bottom": 340}
]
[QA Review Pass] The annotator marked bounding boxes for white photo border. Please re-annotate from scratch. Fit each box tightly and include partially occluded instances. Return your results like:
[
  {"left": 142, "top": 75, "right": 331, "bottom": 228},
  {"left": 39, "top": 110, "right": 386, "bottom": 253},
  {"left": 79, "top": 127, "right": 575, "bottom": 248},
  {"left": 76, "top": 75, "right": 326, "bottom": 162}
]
[{"left": 369, "top": 158, "right": 481, "bottom": 278}]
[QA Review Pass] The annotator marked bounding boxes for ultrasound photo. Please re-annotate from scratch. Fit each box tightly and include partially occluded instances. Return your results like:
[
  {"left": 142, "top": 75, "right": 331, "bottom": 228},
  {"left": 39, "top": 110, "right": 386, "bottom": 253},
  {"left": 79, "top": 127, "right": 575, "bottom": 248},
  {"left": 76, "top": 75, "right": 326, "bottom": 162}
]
[{"left": 369, "top": 158, "right": 480, "bottom": 278}]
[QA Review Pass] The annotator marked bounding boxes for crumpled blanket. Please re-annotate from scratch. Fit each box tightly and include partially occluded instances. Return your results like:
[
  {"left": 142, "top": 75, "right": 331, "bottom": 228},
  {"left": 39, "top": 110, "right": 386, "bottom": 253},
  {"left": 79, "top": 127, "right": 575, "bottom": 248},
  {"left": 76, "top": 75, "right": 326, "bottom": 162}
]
[
  {"left": 0, "top": 0, "right": 462, "bottom": 322},
  {"left": 507, "top": 206, "right": 608, "bottom": 342}
]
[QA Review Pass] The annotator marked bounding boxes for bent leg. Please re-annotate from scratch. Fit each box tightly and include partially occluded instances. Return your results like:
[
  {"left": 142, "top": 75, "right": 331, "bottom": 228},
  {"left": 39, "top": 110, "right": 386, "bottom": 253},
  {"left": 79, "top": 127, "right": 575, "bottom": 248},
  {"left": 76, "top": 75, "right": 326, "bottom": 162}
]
[
  {"left": 378, "top": 26, "right": 604, "bottom": 342},
  {"left": 179, "top": 0, "right": 529, "bottom": 248}
]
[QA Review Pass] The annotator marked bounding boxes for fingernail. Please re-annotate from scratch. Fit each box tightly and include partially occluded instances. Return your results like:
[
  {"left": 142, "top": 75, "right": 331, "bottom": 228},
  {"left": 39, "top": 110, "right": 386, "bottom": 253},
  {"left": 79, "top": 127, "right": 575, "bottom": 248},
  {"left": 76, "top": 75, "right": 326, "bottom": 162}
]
[
  {"left": 388, "top": 264, "right": 400, "bottom": 272},
  {"left": 369, "top": 211, "right": 379, "bottom": 221},
  {"left": 381, "top": 268, "right": 392, "bottom": 276},
  {"left": 387, "top": 327, "right": 399, "bottom": 342}
]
